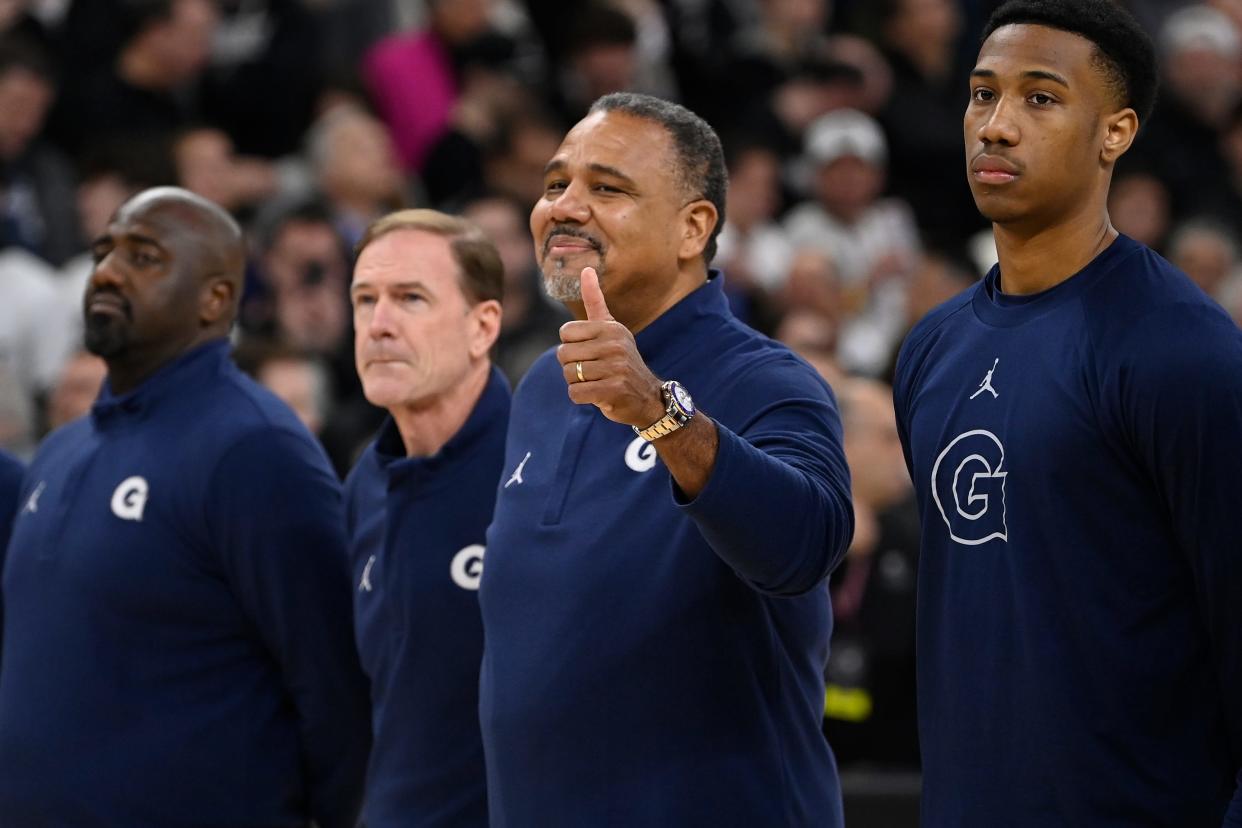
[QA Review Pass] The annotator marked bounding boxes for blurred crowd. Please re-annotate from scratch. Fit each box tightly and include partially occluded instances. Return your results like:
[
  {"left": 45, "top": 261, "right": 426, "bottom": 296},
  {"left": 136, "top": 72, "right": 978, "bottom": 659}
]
[{"left": 1, "top": 0, "right": 1240, "bottom": 774}]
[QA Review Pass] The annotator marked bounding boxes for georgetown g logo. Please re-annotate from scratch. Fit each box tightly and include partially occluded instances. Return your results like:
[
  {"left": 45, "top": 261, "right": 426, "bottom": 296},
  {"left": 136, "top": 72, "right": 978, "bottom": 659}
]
[{"left": 930, "top": 430, "right": 1008, "bottom": 546}]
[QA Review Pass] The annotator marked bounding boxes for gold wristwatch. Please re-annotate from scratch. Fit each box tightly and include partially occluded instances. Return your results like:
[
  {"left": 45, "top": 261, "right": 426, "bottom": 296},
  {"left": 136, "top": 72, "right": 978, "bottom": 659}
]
[{"left": 634, "top": 380, "right": 696, "bottom": 441}]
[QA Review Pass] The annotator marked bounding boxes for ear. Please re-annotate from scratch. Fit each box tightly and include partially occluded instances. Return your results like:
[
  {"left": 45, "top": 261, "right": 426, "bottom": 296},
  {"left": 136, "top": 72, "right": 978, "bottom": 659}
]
[
  {"left": 1101, "top": 107, "right": 1139, "bottom": 165},
  {"left": 200, "top": 277, "right": 236, "bottom": 327},
  {"left": 468, "top": 299, "right": 502, "bottom": 360},
  {"left": 678, "top": 200, "right": 719, "bottom": 262}
]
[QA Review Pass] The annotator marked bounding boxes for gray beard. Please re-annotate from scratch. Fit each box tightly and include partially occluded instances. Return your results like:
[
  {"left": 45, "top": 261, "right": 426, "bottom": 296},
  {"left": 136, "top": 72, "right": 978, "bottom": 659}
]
[{"left": 541, "top": 257, "right": 605, "bottom": 303}]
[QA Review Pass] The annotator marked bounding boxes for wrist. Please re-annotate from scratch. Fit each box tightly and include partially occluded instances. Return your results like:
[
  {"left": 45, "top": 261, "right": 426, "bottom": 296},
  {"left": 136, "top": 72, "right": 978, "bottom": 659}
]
[{"left": 634, "top": 380, "right": 697, "bottom": 441}]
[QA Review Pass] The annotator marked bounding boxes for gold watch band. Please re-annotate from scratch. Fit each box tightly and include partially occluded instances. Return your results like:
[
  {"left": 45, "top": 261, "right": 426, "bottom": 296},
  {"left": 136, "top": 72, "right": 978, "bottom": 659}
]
[{"left": 637, "top": 413, "right": 683, "bottom": 442}]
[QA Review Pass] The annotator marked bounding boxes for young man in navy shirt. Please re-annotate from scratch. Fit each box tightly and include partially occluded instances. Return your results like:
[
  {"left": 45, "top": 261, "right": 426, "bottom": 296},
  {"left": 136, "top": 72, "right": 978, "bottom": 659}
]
[
  {"left": 345, "top": 209, "right": 507, "bottom": 827},
  {"left": 480, "top": 93, "right": 854, "bottom": 826},
  {"left": 893, "top": 2, "right": 1242, "bottom": 825},
  {"left": 0, "top": 187, "right": 371, "bottom": 827}
]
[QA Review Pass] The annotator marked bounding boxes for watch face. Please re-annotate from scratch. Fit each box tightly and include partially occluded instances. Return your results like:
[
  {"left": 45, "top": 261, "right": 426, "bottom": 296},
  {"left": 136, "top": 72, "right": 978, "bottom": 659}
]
[{"left": 671, "top": 383, "right": 694, "bottom": 414}]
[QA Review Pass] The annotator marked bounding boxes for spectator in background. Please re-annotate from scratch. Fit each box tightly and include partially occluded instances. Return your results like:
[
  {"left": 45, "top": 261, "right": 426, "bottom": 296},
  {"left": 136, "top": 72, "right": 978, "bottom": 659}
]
[
  {"left": 714, "top": 140, "right": 794, "bottom": 332},
  {"left": 0, "top": 35, "right": 79, "bottom": 266},
  {"left": 874, "top": 0, "right": 982, "bottom": 251},
  {"left": 44, "top": 349, "right": 106, "bottom": 433},
  {"left": 785, "top": 108, "right": 920, "bottom": 376},
  {"left": 306, "top": 105, "right": 409, "bottom": 249},
  {"left": 346, "top": 210, "right": 506, "bottom": 826},
  {"left": 480, "top": 112, "right": 565, "bottom": 210},
  {"left": 363, "top": 0, "right": 498, "bottom": 173},
  {"left": 249, "top": 199, "right": 377, "bottom": 474},
  {"left": 253, "top": 201, "right": 352, "bottom": 373},
  {"left": 50, "top": 0, "right": 220, "bottom": 154},
  {"left": 779, "top": 247, "right": 843, "bottom": 324},
  {"left": 825, "top": 33, "right": 894, "bottom": 117},
  {"left": 1108, "top": 166, "right": 1172, "bottom": 251},
  {"left": 419, "top": 32, "right": 532, "bottom": 206},
  {"left": 549, "top": 4, "right": 641, "bottom": 127},
  {"left": 722, "top": 0, "right": 835, "bottom": 109},
  {"left": 0, "top": 242, "right": 75, "bottom": 456},
  {"left": 897, "top": 250, "right": 977, "bottom": 356},
  {"left": 1132, "top": 4, "right": 1242, "bottom": 223},
  {"left": 199, "top": 0, "right": 328, "bottom": 159},
  {"left": 461, "top": 193, "right": 566, "bottom": 385},
  {"left": 1166, "top": 218, "right": 1242, "bottom": 301},
  {"left": 172, "top": 126, "right": 279, "bottom": 217},
  {"left": 775, "top": 305, "right": 844, "bottom": 387},
  {"left": 824, "top": 377, "right": 919, "bottom": 770}
]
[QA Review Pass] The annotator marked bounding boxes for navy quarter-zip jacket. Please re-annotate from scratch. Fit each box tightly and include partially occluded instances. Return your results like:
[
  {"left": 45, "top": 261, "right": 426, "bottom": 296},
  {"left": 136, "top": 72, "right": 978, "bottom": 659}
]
[
  {"left": 346, "top": 367, "right": 509, "bottom": 827},
  {"left": 480, "top": 274, "right": 854, "bottom": 827},
  {"left": 0, "top": 340, "right": 371, "bottom": 828}
]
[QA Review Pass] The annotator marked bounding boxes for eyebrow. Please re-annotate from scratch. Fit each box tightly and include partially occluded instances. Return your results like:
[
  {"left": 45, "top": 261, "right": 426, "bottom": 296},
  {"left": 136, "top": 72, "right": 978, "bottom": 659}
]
[
  {"left": 350, "top": 280, "right": 430, "bottom": 295},
  {"left": 91, "top": 232, "right": 165, "bottom": 251},
  {"left": 971, "top": 68, "right": 1071, "bottom": 87},
  {"left": 542, "top": 159, "right": 639, "bottom": 188}
]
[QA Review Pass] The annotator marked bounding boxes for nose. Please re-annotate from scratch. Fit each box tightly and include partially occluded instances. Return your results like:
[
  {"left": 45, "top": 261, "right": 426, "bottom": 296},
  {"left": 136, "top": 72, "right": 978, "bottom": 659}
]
[
  {"left": 975, "top": 95, "right": 1020, "bottom": 147},
  {"left": 365, "top": 295, "right": 398, "bottom": 340},
  {"left": 547, "top": 180, "right": 590, "bottom": 225},
  {"left": 88, "top": 249, "right": 125, "bottom": 292}
]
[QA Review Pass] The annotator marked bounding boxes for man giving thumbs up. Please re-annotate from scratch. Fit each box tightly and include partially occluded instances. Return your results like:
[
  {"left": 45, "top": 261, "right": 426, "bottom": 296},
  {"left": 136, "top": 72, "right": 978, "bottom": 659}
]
[{"left": 479, "top": 93, "right": 855, "bottom": 828}]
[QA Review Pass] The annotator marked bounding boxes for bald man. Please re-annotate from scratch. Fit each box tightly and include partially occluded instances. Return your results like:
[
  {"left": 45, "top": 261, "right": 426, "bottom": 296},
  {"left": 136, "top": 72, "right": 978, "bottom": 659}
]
[{"left": 0, "top": 188, "right": 371, "bottom": 827}]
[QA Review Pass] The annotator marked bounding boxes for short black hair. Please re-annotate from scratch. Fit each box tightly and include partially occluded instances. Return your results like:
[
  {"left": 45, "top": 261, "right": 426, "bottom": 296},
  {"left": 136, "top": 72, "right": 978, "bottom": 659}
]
[
  {"left": 983, "top": 0, "right": 1158, "bottom": 127},
  {"left": 589, "top": 92, "right": 728, "bottom": 263}
]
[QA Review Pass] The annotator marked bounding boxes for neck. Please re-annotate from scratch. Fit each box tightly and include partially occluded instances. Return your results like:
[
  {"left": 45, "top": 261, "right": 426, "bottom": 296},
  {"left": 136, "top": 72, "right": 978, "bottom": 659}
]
[
  {"left": 106, "top": 333, "right": 217, "bottom": 396},
  {"left": 992, "top": 201, "right": 1117, "bottom": 296},
  {"left": 390, "top": 360, "right": 491, "bottom": 458}
]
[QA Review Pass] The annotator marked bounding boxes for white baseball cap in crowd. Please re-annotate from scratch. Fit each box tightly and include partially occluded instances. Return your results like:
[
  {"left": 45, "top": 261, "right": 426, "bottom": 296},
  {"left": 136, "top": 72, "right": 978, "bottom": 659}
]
[
  {"left": 804, "top": 108, "right": 888, "bottom": 167},
  {"left": 1160, "top": 4, "right": 1241, "bottom": 59}
]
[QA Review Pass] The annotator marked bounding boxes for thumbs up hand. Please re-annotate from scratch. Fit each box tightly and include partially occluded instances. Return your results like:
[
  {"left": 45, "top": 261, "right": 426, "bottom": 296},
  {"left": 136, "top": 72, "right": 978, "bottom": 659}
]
[{"left": 558, "top": 267, "right": 665, "bottom": 427}]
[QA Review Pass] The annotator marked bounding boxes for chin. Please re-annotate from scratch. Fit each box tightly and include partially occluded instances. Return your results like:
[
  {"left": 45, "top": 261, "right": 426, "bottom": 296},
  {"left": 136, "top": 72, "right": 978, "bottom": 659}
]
[
  {"left": 83, "top": 317, "right": 130, "bottom": 359},
  {"left": 542, "top": 270, "right": 581, "bottom": 303}
]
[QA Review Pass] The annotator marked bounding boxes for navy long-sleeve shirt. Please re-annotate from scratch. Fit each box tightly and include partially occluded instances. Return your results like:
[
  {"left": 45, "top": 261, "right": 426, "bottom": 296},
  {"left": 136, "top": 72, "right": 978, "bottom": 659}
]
[
  {"left": 346, "top": 367, "right": 509, "bottom": 827},
  {"left": 0, "top": 340, "right": 371, "bottom": 828},
  {"left": 894, "top": 234, "right": 1242, "bottom": 827},
  {"left": 480, "top": 274, "right": 854, "bottom": 827}
]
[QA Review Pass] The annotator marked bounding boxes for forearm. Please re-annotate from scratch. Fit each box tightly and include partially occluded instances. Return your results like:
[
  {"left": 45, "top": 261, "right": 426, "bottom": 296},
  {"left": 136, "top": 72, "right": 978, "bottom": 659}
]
[{"left": 651, "top": 411, "right": 719, "bottom": 499}]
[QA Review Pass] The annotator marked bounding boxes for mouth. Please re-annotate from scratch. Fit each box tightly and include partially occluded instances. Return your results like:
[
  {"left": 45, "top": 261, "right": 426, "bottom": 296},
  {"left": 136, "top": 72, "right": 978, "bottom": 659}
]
[
  {"left": 970, "top": 155, "right": 1021, "bottom": 185},
  {"left": 543, "top": 231, "right": 601, "bottom": 259},
  {"left": 85, "top": 293, "right": 131, "bottom": 319}
]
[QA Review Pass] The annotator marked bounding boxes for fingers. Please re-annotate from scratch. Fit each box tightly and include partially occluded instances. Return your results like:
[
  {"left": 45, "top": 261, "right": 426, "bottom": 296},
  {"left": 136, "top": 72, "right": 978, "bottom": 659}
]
[
  {"left": 580, "top": 267, "right": 613, "bottom": 322},
  {"left": 562, "top": 359, "right": 591, "bottom": 385}
]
